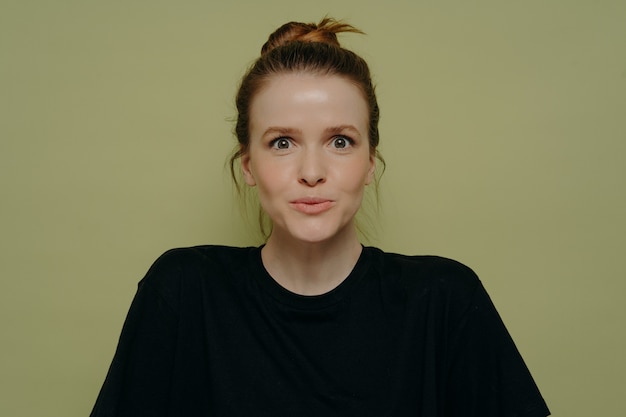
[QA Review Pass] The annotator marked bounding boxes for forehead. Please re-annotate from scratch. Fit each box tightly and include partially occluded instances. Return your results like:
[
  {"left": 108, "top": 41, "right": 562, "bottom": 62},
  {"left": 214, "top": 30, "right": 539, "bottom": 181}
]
[{"left": 249, "top": 73, "right": 369, "bottom": 131}]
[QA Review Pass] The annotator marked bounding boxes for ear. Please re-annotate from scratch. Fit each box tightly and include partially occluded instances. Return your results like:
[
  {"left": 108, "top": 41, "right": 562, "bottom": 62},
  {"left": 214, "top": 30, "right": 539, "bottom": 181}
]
[
  {"left": 241, "top": 152, "right": 256, "bottom": 186},
  {"left": 365, "top": 154, "right": 376, "bottom": 185}
]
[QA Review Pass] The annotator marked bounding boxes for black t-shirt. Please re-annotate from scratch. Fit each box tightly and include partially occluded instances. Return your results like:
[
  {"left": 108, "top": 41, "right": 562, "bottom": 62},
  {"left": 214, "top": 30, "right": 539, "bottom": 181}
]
[{"left": 90, "top": 245, "right": 550, "bottom": 417}]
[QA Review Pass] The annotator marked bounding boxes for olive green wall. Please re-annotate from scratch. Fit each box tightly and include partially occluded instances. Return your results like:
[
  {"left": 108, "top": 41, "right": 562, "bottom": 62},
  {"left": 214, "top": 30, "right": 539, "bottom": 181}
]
[{"left": 1, "top": 1, "right": 624, "bottom": 415}]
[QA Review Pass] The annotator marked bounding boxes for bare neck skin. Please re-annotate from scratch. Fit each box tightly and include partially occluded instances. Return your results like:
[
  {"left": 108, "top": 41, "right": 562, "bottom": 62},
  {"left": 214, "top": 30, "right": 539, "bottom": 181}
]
[{"left": 261, "top": 223, "right": 363, "bottom": 296}]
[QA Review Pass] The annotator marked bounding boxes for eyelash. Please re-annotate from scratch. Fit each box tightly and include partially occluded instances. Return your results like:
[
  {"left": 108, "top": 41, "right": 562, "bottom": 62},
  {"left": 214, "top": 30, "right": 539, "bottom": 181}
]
[
  {"left": 330, "top": 135, "right": 355, "bottom": 149},
  {"left": 268, "top": 135, "right": 356, "bottom": 150},
  {"left": 269, "top": 137, "right": 292, "bottom": 150}
]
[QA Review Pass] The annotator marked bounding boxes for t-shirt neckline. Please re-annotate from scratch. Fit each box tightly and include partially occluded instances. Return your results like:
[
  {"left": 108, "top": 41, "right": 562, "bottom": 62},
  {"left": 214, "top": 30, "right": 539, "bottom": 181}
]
[{"left": 250, "top": 245, "right": 372, "bottom": 310}]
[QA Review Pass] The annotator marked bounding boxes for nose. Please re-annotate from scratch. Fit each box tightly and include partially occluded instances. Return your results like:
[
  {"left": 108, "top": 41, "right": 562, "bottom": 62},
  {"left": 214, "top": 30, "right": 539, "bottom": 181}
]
[{"left": 298, "top": 149, "right": 326, "bottom": 186}]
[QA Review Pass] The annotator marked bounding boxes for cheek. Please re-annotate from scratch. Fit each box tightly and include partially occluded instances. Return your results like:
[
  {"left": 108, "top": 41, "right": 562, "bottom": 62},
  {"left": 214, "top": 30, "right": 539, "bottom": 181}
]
[
  {"left": 346, "top": 158, "right": 374, "bottom": 189},
  {"left": 253, "top": 162, "right": 291, "bottom": 193}
]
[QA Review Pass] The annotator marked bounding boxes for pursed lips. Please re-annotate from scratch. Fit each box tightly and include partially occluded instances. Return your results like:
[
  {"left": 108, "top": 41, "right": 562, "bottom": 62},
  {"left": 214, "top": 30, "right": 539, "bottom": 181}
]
[{"left": 289, "top": 198, "right": 335, "bottom": 215}]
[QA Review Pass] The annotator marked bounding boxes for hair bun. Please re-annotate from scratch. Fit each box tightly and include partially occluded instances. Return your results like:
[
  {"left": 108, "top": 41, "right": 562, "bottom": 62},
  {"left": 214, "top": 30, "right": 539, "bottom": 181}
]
[{"left": 261, "top": 17, "right": 363, "bottom": 55}]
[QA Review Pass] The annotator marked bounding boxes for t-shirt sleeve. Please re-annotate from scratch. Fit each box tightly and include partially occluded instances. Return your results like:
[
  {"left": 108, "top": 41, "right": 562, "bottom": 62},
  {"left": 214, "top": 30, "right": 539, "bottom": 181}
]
[
  {"left": 444, "top": 280, "right": 550, "bottom": 417},
  {"left": 90, "top": 253, "right": 181, "bottom": 417}
]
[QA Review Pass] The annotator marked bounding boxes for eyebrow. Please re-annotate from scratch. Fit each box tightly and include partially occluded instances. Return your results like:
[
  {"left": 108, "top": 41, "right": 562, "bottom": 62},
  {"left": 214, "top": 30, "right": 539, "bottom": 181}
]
[
  {"left": 261, "top": 125, "right": 362, "bottom": 138},
  {"left": 261, "top": 127, "right": 302, "bottom": 138}
]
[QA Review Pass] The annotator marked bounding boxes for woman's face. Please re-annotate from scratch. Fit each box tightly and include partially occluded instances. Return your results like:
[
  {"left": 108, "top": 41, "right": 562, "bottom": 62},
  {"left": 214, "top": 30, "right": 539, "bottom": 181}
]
[{"left": 242, "top": 73, "right": 375, "bottom": 245}]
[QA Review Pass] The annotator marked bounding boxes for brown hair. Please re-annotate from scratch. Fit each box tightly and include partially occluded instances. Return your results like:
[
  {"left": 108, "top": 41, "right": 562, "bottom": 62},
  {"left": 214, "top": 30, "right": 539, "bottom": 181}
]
[{"left": 229, "top": 17, "right": 384, "bottom": 238}]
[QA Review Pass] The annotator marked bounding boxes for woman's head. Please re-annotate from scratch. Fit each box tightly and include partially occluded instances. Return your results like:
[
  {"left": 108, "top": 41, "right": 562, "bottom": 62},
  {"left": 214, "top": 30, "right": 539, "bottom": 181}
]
[
  {"left": 230, "top": 17, "right": 383, "bottom": 240},
  {"left": 231, "top": 18, "right": 381, "bottom": 182}
]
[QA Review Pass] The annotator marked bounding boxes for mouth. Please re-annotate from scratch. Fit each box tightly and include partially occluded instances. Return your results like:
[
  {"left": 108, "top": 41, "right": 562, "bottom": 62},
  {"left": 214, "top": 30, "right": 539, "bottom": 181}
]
[{"left": 289, "top": 198, "right": 335, "bottom": 215}]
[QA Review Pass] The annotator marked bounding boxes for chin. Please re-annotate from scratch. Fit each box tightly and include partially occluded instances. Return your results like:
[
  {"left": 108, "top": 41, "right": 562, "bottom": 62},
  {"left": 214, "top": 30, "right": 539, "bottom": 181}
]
[
  {"left": 277, "top": 229, "right": 331, "bottom": 244},
  {"left": 278, "top": 219, "right": 354, "bottom": 245}
]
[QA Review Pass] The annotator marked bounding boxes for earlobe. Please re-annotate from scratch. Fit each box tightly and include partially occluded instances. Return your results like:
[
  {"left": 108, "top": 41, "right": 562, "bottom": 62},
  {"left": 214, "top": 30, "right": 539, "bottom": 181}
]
[
  {"left": 365, "top": 157, "right": 376, "bottom": 185},
  {"left": 241, "top": 154, "right": 256, "bottom": 186}
]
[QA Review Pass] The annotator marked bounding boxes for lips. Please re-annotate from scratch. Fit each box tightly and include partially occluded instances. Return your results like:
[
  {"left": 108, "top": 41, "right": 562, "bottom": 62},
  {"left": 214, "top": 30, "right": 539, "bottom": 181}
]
[{"left": 289, "top": 198, "right": 335, "bottom": 215}]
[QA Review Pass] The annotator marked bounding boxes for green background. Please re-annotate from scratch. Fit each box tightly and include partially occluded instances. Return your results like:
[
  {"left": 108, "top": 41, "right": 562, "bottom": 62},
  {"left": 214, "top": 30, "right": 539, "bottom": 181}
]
[{"left": 1, "top": 1, "right": 625, "bottom": 416}]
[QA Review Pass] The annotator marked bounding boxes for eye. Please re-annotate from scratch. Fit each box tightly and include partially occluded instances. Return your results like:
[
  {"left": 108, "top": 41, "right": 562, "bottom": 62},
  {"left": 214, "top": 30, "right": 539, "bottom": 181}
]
[
  {"left": 270, "top": 137, "right": 292, "bottom": 150},
  {"left": 331, "top": 136, "right": 353, "bottom": 149}
]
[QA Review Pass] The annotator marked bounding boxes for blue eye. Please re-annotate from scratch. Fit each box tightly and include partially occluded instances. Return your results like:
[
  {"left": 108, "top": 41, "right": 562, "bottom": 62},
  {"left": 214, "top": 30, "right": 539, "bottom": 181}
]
[
  {"left": 271, "top": 138, "right": 291, "bottom": 149},
  {"left": 331, "top": 136, "right": 352, "bottom": 149}
]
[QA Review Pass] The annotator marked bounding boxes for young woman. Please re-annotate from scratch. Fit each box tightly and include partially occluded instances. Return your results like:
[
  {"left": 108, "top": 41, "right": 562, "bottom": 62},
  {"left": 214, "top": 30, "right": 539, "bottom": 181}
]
[{"left": 90, "top": 18, "right": 550, "bottom": 417}]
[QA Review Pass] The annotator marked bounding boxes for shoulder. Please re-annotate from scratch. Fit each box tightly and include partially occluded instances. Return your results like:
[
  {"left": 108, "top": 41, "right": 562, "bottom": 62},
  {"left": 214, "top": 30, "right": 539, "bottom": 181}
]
[
  {"left": 147, "top": 245, "right": 252, "bottom": 274},
  {"left": 139, "top": 245, "right": 255, "bottom": 308},
  {"left": 366, "top": 247, "right": 480, "bottom": 292},
  {"left": 365, "top": 247, "right": 484, "bottom": 317},
  {"left": 364, "top": 247, "right": 491, "bottom": 333}
]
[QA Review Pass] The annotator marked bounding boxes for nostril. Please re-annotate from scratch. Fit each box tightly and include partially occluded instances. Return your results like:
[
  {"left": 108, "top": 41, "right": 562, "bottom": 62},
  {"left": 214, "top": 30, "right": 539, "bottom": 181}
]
[{"left": 299, "top": 176, "right": 325, "bottom": 186}]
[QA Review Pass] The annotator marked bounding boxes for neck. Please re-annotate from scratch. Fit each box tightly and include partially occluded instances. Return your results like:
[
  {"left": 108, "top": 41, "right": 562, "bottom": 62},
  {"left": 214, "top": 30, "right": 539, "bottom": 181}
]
[{"left": 261, "top": 226, "right": 363, "bottom": 296}]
